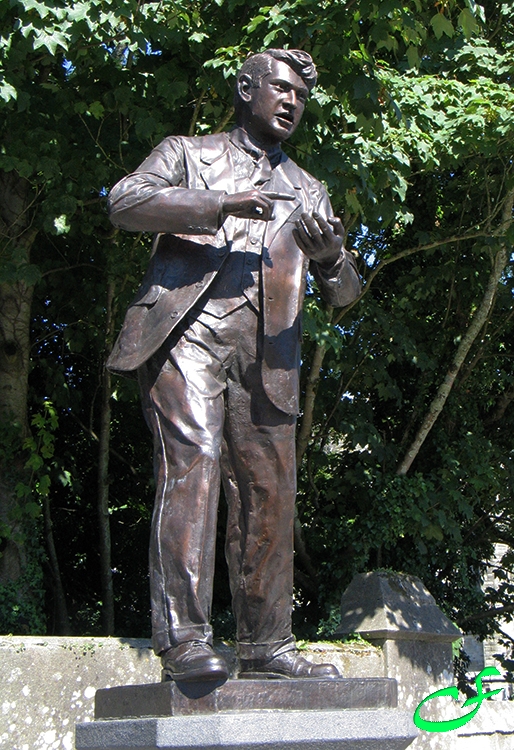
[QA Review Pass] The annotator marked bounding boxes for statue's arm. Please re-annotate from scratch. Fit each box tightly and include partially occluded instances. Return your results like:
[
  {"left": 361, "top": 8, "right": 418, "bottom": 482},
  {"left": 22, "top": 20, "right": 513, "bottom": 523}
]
[{"left": 107, "top": 137, "right": 225, "bottom": 236}]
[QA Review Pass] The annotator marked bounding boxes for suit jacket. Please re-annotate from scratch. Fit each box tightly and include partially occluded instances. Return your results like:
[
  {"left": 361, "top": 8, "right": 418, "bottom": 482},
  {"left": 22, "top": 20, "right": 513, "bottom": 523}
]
[{"left": 106, "top": 130, "right": 361, "bottom": 415}]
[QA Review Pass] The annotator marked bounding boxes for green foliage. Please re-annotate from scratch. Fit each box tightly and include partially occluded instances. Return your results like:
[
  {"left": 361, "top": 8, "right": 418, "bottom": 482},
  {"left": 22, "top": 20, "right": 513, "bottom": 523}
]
[
  {"left": 0, "top": 554, "right": 46, "bottom": 634},
  {"left": 0, "top": 417, "right": 47, "bottom": 634},
  {"left": 18, "top": 401, "right": 59, "bottom": 503}
]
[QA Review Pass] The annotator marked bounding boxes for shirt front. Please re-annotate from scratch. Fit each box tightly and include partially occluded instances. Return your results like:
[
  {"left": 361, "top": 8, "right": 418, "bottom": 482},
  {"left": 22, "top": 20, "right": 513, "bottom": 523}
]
[{"left": 198, "top": 127, "right": 283, "bottom": 318}]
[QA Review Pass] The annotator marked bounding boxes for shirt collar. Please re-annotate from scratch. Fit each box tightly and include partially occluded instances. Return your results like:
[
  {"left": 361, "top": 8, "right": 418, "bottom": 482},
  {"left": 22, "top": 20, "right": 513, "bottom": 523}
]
[{"left": 229, "top": 127, "right": 283, "bottom": 168}]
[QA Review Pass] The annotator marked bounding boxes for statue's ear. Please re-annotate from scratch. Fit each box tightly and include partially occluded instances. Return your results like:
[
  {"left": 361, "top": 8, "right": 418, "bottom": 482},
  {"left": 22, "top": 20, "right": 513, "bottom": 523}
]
[{"left": 237, "top": 74, "right": 253, "bottom": 104}]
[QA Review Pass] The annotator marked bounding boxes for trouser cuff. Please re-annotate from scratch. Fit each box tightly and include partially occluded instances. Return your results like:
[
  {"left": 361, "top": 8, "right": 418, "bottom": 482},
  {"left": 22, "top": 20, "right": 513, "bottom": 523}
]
[
  {"left": 236, "top": 635, "right": 296, "bottom": 661},
  {"left": 153, "top": 624, "right": 213, "bottom": 656}
]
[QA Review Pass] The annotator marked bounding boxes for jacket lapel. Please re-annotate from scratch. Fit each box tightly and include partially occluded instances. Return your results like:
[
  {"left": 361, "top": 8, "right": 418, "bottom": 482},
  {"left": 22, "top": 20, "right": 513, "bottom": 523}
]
[
  {"left": 199, "top": 135, "right": 236, "bottom": 244},
  {"left": 264, "top": 156, "right": 303, "bottom": 249}
]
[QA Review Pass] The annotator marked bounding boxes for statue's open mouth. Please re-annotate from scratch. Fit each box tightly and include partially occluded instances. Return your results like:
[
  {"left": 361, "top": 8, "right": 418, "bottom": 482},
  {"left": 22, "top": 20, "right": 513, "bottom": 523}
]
[{"left": 276, "top": 112, "right": 294, "bottom": 127}]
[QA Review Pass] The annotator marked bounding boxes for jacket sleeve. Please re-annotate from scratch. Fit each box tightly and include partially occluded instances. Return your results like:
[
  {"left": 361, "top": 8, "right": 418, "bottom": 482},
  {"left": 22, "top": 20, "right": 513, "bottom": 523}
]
[
  {"left": 309, "top": 186, "right": 361, "bottom": 308},
  {"left": 107, "top": 137, "right": 225, "bottom": 236}
]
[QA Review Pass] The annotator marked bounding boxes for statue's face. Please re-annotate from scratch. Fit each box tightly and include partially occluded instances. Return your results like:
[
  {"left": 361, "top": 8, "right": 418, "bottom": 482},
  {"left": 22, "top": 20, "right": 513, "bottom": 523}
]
[{"left": 239, "top": 58, "right": 309, "bottom": 145}]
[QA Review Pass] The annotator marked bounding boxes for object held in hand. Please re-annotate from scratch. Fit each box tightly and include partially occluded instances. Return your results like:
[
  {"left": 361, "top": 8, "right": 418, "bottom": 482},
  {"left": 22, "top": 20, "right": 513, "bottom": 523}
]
[{"left": 262, "top": 192, "right": 295, "bottom": 201}]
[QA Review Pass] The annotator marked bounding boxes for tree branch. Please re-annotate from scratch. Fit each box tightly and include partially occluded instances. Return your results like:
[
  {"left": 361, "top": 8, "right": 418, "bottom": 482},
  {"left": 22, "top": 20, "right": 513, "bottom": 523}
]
[
  {"left": 396, "top": 189, "right": 514, "bottom": 475},
  {"left": 69, "top": 412, "right": 137, "bottom": 475},
  {"left": 333, "top": 229, "right": 492, "bottom": 327},
  {"left": 214, "top": 107, "right": 235, "bottom": 134},
  {"left": 296, "top": 329, "right": 331, "bottom": 468},
  {"left": 188, "top": 89, "right": 207, "bottom": 137},
  {"left": 461, "top": 603, "right": 514, "bottom": 626}
]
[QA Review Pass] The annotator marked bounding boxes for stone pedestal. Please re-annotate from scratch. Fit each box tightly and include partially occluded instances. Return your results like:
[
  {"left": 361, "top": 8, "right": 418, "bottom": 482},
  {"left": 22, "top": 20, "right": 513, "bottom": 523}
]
[
  {"left": 335, "top": 571, "right": 462, "bottom": 750},
  {"left": 75, "top": 677, "right": 418, "bottom": 750},
  {"left": 94, "top": 676, "right": 397, "bottom": 716},
  {"left": 76, "top": 710, "right": 417, "bottom": 750}
]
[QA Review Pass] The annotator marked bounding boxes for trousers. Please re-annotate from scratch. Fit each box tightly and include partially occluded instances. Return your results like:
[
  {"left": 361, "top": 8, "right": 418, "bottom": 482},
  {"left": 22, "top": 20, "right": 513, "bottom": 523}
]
[{"left": 138, "top": 302, "right": 297, "bottom": 659}]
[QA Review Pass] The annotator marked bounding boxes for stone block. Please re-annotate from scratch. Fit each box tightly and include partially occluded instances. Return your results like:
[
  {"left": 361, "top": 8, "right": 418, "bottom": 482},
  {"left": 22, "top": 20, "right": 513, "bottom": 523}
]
[
  {"left": 334, "top": 572, "right": 461, "bottom": 643},
  {"left": 335, "top": 571, "right": 463, "bottom": 750},
  {"left": 76, "top": 709, "right": 418, "bottom": 750}
]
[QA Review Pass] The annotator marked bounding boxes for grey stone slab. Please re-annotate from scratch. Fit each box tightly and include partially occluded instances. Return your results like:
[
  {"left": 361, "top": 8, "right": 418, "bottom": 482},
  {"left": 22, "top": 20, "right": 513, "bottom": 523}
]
[
  {"left": 335, "top": 572, "right": 462, "bottom": 642},
  {"left": 95, "top": 678, "right": 397, "bottom": 719},
  {"left": 76, "top": 709, "right": 418, "bottom": 750}
]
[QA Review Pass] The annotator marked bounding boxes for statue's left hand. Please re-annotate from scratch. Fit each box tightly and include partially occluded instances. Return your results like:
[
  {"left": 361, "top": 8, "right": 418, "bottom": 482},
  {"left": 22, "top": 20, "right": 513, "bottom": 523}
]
[{"left": 293, "top": 212, "right": 344, "bottom": 265}]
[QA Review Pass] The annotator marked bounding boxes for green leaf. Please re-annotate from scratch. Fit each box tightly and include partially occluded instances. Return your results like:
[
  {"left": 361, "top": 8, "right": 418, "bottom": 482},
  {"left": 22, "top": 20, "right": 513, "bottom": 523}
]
[
  {"left": 36, "top": 475, "right": 51, "bottom": 497},
  {"left": 58, "top": 470, "right": 72, "bottom": 487},
  {"left": 23, "top": 0, "right": 51, "bottom": 19},
  {"left": 32, "top": 29, "right": 68, "bottom": 55},
  {"left": 459, "top": 8, "right": 479, "bottom": 38},
  {"left": 25, "top": 501, "right": 42, "bottom": 518},
  {"left": 189, "top": 32, "right": 208, "bottom": 43},
  {"left": 466, "top": 0, "right": 486, "bottom": 23},
  {"left": 88, "top": 101, "right": 105, "bottom": 119},
  {"left": 0, "top": 81, "right": 17, "bottom": 103},
  {"left": 53, "top": 214, "right": 71, "bottom": 235},
  {"left": 430, "top": 12, "right": 454, "bottom": 39},
  {"left": 246, "top": 15, "right": 266, "bottom": 33},
  {"left": 406, "top": 46, "right": 419, "bottom": 70},
  {"left": 25, "top": 453, "right": 43, "bottom": 471},
  {"left": 15, "top": 482, "right": 31, "bottom": 499},
  {"left": 263, "top": 29, "right": 281, "bottom": 46},
  {"left": 345, "top": 189, "right": 363, "bottom": 215}
]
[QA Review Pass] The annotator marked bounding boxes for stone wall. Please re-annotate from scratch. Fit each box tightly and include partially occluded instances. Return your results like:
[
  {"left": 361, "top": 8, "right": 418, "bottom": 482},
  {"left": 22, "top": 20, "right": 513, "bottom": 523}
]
[
  {"left": 2, "top": 633, "right": 513, "bottom": 750},
  {"left": 1, "top": 636, "right": 159, "bottom": 750},
  {"left": 0, "top": 635, "right": 381, "bottom": 750}
]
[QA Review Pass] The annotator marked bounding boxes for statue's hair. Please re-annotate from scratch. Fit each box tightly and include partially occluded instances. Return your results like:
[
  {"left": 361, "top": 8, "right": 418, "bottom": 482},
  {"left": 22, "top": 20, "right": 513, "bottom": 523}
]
[{"left": 234, "top": 49, "right": 317, "bottom": 121}]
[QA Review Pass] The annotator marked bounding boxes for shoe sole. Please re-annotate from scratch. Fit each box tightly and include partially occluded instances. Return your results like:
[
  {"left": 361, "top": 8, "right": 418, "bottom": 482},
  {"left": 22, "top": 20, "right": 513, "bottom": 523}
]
[
  {"left": 162, "top": 667, "right": 229, "bottom": 683},
  {"left": 238, "top": 671, "right": 290, "bottom": 679}
]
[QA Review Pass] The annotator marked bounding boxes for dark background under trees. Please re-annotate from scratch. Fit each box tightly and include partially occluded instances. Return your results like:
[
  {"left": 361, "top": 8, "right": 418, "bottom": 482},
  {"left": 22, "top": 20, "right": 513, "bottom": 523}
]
[{"left": 1, "top": 0, "right": 513, "bottom": 660}]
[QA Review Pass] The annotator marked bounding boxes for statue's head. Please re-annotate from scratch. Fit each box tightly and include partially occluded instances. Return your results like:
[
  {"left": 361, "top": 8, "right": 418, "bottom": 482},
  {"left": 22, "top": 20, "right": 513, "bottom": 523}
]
[{"left": 234, "top": 49, "right": 317, "bottom": 145}]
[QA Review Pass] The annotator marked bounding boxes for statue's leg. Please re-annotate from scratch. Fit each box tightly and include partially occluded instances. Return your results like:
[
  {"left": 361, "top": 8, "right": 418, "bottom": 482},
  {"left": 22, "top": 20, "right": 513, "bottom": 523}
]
[
  {"left": 219, "top": 305, "right": 340, "bottom": 678},
  {"left": 219, "top": 306, "right": 297, "bottom": 661},
  {"left": 138, "top": 317, "right": 227, "bottom": 656}
]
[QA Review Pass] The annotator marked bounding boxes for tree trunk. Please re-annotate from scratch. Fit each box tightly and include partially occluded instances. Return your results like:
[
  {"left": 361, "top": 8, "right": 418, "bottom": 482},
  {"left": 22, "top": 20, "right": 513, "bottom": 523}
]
[
  {"left": 97, "top": 279, "right": 116, "bottom": 635},
  {"left": 0, "top": 279, "right": 33, "bottom": 434},
  {"left": 294, "top": 325, "right": 332, "bottom": 587},
  {"left": 396, "top": 189, "right": 514, "bottom": 476},
  {"left": 0, "top": 171, "right": 38, "bottom": 594},
  {"left": 42, "top": 494, "right": 71, "bottom": 634},
  {"left": 296, "top": 337, "right": 329, "bottom": 468}
]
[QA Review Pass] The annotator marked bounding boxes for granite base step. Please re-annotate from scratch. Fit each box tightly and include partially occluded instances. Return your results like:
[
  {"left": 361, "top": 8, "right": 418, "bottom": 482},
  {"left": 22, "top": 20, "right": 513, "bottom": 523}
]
[
  {"left": 76, "top": 679, "right": 417, "bottom": 750},
  {"left": 76, "top": 710, "right": 418, "bottom": 750}
]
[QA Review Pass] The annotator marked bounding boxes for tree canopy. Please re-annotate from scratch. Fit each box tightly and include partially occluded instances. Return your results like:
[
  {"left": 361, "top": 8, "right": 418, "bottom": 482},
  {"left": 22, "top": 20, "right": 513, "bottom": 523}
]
[{"left": 0, "top": 0, "right": 513, "bottom": 657}]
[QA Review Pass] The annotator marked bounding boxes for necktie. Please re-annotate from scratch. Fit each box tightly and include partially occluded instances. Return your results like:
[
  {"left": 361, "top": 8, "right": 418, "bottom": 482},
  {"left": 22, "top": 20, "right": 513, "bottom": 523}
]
[{"left": 251, "top": 154, "right": 272, "bottom": 188}]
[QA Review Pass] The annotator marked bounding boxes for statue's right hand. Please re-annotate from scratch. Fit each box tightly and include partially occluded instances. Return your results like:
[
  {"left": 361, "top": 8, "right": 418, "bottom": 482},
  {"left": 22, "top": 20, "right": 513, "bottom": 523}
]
[{"left": 221, "top": 190, "right": 275, "bottom": 221}]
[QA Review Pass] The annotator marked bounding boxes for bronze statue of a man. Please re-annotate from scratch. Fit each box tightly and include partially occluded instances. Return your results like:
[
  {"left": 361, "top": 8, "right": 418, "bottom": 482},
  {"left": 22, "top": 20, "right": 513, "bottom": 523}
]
[{"left": 107, "top": 49, "right": 361, "bottom": 682}]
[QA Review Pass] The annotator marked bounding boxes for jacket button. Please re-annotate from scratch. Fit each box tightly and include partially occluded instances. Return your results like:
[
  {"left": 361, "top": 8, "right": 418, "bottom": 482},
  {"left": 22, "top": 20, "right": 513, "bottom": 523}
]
[{"left": 170, "top": 311, "right": 179, "bottom": 318}]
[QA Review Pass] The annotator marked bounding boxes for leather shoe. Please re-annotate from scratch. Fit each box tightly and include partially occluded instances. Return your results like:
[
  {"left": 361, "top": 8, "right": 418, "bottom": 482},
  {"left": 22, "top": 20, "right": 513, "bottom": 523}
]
[
  {"left": 239, "top": 649, "right": 340, "bottom": 679},
  {"left": 161, "top": 641, "right": 229, "bottom": 683}
]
